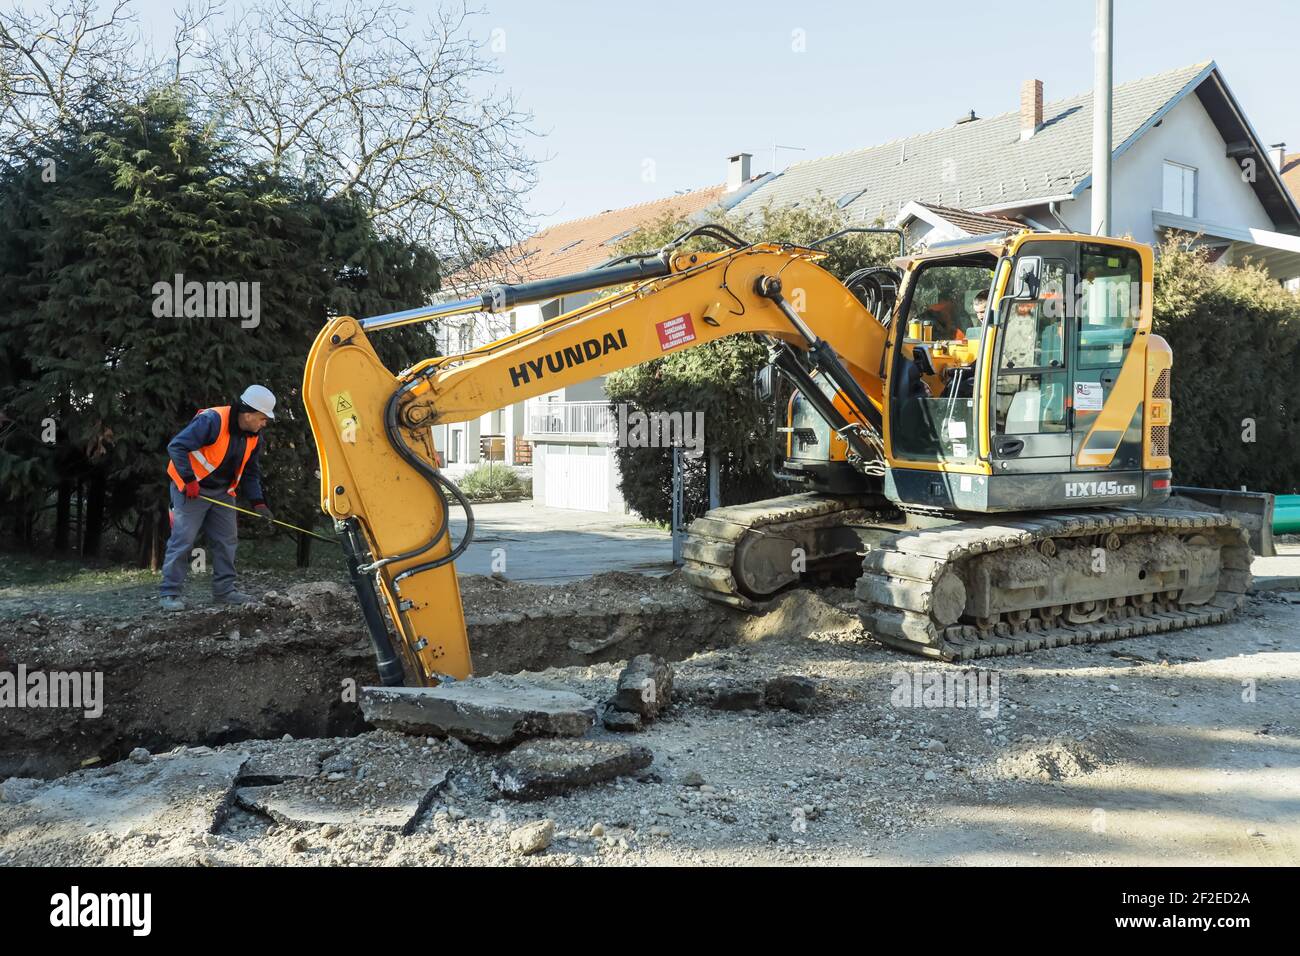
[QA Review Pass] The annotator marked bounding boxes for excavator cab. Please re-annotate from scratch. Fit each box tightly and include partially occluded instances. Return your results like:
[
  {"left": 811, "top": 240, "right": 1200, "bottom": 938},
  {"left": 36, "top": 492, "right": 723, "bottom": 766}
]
[{"left": 881, "top": 232, "right": 1171, "bottom": 514}]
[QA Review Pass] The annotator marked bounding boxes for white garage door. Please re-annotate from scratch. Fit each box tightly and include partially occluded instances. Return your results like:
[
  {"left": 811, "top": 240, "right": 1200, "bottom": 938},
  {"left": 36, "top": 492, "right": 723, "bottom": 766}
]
[{"left": 543, "top": 443, "right": 610, "bottom": 512}]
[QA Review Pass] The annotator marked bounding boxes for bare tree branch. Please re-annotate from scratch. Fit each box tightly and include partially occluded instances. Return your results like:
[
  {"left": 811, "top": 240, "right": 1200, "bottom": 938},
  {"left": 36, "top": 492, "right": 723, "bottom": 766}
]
[
  {"left": 0, "top": 0, "right": 144, "bottom": 154},
  {"left": 190, "top": 0, "right": 539, "bottom": 265},
  {"left": 0, "top": 0, "right": 539, "bottom": 287}
]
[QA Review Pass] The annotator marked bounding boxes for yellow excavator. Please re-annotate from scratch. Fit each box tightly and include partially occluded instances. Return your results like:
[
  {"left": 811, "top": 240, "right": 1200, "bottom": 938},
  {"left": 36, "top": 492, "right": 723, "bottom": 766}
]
[{"left": 302, "top": 225, "right": 1251, "bottom": 686}]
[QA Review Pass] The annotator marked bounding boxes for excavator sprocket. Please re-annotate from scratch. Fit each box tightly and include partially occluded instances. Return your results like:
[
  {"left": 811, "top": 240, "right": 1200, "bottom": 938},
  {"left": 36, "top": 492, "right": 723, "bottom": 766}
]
[{"left": 856, "top": 508, "right": 1251, "bottom": 661}]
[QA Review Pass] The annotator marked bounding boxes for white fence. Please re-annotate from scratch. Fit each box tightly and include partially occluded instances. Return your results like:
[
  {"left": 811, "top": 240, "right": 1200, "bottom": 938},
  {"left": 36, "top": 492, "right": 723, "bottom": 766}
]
[{"left": 525, "top": 401, "right": 616, "bottom": 439}]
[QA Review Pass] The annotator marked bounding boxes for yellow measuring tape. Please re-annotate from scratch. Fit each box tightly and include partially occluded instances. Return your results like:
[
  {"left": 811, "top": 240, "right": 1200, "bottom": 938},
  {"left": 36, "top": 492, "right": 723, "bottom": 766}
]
[{"left": 198, "top": 495, "right": 336, "bottom": 542}]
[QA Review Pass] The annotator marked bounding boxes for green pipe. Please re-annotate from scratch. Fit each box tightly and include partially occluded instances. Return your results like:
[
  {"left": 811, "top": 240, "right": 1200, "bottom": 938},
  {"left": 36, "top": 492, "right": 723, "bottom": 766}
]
[{"left": 1276, "top": 495, "right": 1300, "bottom": 534}]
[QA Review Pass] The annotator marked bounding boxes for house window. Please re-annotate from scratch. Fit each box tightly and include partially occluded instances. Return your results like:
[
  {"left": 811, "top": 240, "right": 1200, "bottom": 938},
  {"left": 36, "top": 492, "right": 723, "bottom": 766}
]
[
  {"left": 449, "top": 428, "right": 462, "bottom": 463},
  {"left": 1161, "top": 161, "right": 1196, "bottom": 217}
]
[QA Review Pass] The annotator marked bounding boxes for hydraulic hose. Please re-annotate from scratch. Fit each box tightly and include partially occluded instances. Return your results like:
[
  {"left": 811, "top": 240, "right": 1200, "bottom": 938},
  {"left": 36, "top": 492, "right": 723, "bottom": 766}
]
[
  {"left": 379, "top": 374, "right": 476, "bottom": 589},
  {"left": 370, "top": 376, "right": 449, "bottom": 569}
]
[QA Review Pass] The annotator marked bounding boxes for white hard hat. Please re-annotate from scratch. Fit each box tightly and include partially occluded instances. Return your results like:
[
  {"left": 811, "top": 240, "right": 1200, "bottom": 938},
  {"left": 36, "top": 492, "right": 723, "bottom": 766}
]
[{"left": 240, "top": 384, "right": 277, "bottom": 419}]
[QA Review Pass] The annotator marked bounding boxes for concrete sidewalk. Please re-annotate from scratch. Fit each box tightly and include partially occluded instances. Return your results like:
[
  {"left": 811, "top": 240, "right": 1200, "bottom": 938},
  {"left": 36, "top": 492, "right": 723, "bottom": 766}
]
[
  {"left": 449, "top": 500, "right": 672, "bottom": 584},
  {"left": 1253, "top": 542, "right": 1300, "bottom": 591}
]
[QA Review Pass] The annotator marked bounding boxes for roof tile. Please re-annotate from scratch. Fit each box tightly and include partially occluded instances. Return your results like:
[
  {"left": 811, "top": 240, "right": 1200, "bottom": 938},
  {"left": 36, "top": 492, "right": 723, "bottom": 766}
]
[
  {"left": 450, "top": 184, "right": 729, "bottom": 287},
  {"left": 731, "top": 62, "right": 1212, "bottom": 224}
]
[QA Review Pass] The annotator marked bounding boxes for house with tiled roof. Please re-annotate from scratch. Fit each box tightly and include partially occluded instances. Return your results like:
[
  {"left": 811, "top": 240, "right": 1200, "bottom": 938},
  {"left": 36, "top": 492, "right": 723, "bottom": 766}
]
[
  {"left": 732, "top": 62, "right": 1300, "bottom": 276},
  {"left": 891, "top": 201, "right": 1029, "bottom": 248},
  {"left": 448, "top": 184, "right": 735, "bottom": 289},
  {"left": 435, "top": 155, "right": 770, "bottom": 513}
]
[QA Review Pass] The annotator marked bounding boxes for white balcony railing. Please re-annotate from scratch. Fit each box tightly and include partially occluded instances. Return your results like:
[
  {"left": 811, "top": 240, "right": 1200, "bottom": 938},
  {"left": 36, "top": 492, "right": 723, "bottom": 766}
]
[{"left": 525, "top": 400, "right": 616, "bottom": 439}]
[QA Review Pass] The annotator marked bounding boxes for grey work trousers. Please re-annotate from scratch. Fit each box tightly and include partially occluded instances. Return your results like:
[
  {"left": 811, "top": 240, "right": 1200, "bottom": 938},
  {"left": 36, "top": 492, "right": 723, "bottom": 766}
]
[{"left": 160, "top": 485, "right": 239, "bottom": 597}]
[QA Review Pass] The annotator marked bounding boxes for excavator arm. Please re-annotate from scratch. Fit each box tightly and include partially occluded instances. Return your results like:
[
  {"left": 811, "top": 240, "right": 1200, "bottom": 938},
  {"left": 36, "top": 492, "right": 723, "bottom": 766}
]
[{"left": 302, "top": 239, "right": 888, "bottom": 685}]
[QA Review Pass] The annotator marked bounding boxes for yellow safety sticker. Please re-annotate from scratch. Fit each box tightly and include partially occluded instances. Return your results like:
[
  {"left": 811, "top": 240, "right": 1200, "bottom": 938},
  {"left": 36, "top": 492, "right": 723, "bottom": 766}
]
[{"left": 330, "top": 390, "right": 360, "bottom": 442}]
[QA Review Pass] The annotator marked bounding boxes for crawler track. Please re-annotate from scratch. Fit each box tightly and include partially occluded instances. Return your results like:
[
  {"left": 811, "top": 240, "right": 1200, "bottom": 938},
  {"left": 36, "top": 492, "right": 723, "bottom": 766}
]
[
  {"left": 681, "top": 493, "right": 892, "bottom": 609},
  {"left": 856, "top": 509, "right": 1251, "bottom": 660}
]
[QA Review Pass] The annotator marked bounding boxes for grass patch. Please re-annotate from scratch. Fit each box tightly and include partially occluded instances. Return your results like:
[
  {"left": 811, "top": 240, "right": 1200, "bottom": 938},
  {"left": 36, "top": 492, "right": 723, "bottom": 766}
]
[{"left": 0, "top": 529, "right": 346, "bottom": 593}]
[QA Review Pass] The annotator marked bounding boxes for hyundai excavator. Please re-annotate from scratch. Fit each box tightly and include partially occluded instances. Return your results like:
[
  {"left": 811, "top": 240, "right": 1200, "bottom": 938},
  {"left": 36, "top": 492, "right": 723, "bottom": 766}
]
[{"left": 302, "top": 225, "right": 1251, "bottom": 686}]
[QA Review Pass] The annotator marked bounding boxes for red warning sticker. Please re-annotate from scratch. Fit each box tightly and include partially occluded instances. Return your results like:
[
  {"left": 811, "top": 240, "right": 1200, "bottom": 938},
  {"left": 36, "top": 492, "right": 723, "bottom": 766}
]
[{"left": 655, "top": 312, "right": 696, "bottom": 351}]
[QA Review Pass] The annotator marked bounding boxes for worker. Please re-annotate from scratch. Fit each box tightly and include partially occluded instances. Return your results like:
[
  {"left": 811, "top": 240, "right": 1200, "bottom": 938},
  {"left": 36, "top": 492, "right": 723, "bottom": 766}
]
[
  {"left": 159, "top": 385, "right": 276, "bottom": 611},
  {"left": 956, "top": 289, "right": 988, "bottom": 341}
]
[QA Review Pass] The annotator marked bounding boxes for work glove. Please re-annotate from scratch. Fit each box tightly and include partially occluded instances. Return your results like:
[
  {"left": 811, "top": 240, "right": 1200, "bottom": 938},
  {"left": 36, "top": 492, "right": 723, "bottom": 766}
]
[
  {"left": 184, "top": 480, "right": 201, "bottom": 499},
  {"left": 253, "top": 502, "right": 274, "bottom": 525}
]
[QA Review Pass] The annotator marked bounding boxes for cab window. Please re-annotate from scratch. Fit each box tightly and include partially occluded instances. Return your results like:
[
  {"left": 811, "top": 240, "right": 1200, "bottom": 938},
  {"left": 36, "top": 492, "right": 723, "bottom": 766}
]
[
  {"left": 998, "top": 259, "right": 1067, "bottom": 371},
  {"left": 994, "top": 258, "right": 1069, "bottom": 436},
  {"left": 901, "top": 263, "right": 995, "bottom": 343},
  {"left": 1077, "top": 244, "right": 1142, "bottom": 368},
  {"left": 890, "top": 258, "right": 995, "bottom": 463}
]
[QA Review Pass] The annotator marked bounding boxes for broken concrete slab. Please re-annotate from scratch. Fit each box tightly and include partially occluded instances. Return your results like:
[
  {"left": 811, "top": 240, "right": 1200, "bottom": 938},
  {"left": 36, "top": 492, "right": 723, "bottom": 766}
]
[
  {"left": 601, "top": 706, "right": 643, "bottom": 733},
  {"left": 238, "top": 742, "right": 328, "bottom": 786},
  {"left": 611, "top": 654, "right": 673, "bottom": 719},
  {"left": 237, "top": 778, "right": 445, "bottom": 835},
  {"left": 360, "top": 678, "right": 595, "bottom": 746},
  {"left": 765, "top": 675, "right": 818, "bottom": 713},
  {"left": 236, "top": 740, "right": 450, "bottom": 834},
  {"left": 21, "top": 748, "right": 247, "bottom": 836},
  {"left": 1253, "top": 574, "right": 1300, "bottom": 592},
  {"left": 491, "top": 739, "right": 654, "bottom": 801}
]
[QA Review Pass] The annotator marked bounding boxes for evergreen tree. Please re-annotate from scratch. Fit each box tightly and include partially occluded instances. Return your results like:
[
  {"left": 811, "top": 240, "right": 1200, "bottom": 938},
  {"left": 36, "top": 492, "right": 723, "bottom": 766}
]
[{"left": 0, "top": 89, "right": 442, "bottom": 563}]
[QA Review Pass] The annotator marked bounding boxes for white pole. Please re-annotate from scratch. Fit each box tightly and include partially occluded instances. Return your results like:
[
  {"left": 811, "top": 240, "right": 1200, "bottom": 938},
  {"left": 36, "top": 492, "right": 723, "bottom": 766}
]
[
  {"left": 1091, "top": 0, "right": 1114, "bottom": 236},
  {"left": 671, "top": 446, "right": 684, "bottom": 566}
]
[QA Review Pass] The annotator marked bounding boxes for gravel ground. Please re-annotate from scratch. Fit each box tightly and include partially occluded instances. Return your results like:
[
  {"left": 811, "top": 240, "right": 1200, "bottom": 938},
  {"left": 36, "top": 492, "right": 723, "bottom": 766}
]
[{"left": 3, "top": 586, "right": 1297, "bottom": 867}]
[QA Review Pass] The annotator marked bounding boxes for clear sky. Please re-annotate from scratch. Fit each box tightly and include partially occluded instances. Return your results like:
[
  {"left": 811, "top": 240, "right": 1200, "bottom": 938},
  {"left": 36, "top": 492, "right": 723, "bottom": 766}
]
[{"left": 128, "top": 0, "right": 1298, "bottom": 231}]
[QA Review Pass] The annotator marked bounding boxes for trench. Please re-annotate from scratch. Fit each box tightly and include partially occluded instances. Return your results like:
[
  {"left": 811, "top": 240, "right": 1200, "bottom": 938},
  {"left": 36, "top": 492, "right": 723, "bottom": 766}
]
[{"left": 1, "top": 575, "right": 763, "bottom": 778}]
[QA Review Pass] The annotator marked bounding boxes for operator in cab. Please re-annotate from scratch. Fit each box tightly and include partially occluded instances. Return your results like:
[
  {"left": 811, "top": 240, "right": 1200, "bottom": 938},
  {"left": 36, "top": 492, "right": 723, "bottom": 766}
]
[
  {"left": 159, "top": 385, "right": 277, "bottom": 611},
  {"left": 966, "top": 289, "right": 990, "bottom": 339}
]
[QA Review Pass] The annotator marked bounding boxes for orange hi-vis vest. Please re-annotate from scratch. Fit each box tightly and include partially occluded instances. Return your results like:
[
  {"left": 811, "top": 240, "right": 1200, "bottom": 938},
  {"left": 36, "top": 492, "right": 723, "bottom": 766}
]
[{"left": 166, "top": 405, "right": 259, "bottom": 497}]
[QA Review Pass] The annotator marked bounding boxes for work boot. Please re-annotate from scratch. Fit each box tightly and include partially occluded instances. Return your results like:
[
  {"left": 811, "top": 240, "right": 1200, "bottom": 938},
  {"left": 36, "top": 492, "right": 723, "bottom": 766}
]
[
  {"left": 213, "top": 590, "right": 256, "bottom": 606},
  {"left": 159, "top": 596, "right": 186, "bottom": 612}
]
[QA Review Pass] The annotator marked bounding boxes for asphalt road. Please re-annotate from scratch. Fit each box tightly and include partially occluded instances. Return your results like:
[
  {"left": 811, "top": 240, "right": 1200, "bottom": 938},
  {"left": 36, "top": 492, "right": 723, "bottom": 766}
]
[{"left": 448, "top": 500, "right": 673, "bottom": 583}]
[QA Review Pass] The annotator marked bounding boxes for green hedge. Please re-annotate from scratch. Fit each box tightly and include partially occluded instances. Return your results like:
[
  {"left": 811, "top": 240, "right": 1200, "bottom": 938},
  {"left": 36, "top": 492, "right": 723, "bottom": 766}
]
[
  {"left": 459, "top": 462, "right": 522, "bottom": 499},
  {"left": 1152, "top": 239, "right": 1300, "bottom": 493}
]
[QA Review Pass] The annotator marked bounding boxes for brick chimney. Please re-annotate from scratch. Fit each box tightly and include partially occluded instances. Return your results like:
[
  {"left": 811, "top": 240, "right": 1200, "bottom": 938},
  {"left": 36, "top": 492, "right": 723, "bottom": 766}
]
[
  {"left": 1020, "top": 79, "right": 1043, "bottom": 141},
  {"left": 726, "top": 152, "right": 752, "bottom": 193}
]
